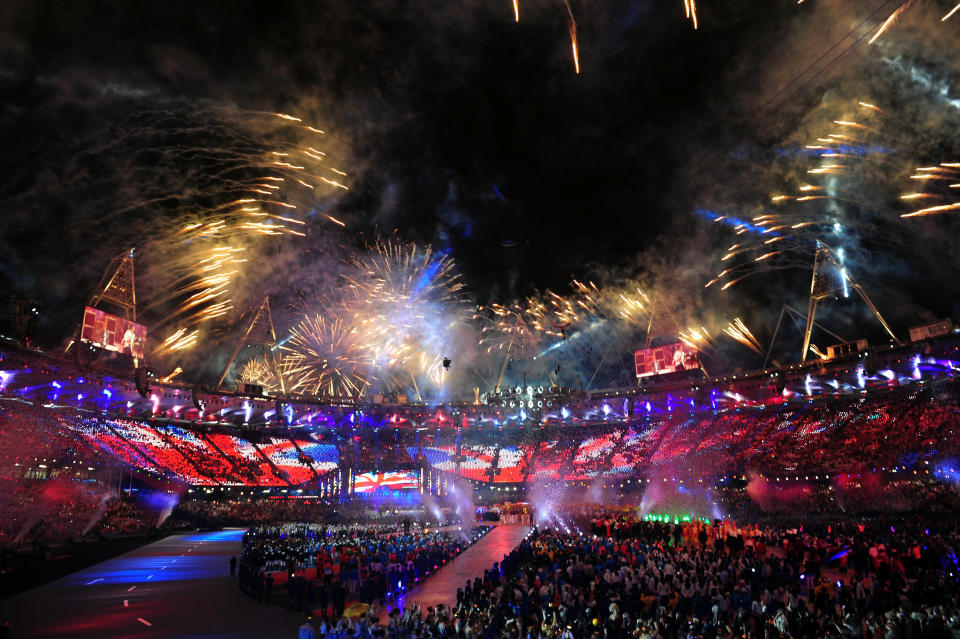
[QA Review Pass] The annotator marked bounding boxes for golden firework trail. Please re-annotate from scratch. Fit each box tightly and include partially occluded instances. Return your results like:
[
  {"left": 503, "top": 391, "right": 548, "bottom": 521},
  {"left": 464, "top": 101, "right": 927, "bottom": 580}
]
[
  {"left": 754, "top": 251, "right": 782, "bottom": 262},
  {"left": 901, "top": 163, "right": 960, "bottom": 217},
  {"left": 902, "top": 203, "right": 960, "bottom": 217},
  {"left": 564, "top": 0, "right": 580, "bottom": 74},
  {"left": 238, "top": 356, "right": 292, "bottom": 396},
  {"left": 868, "top": 1, "right": 912, "bottom": 45},
  {"left": 513, "top": 0, "right": 519, "bottom": 22},
  {"left": 146, "top": 110, "right": 349, "bottom": 352},
  {"left": 720, "top": 275, "right": 748, "bottom": 291},
  {"left": 617, "top": 289, "right": 649, "bottom": 325},
  {"left": 154, "top": 327, "right": 200, "bottom": 354},
  {"left": 683, "top": 0, "right": 699, "bottom": 29},
  {"left": 724, "top": 318, "right": 762, "bottom": 354},
  {"left": 679, "top": 325, "right": 712, "bottom": 351},
  {"left": 944, "top": 2, "right": 960, "bottom": 21}
]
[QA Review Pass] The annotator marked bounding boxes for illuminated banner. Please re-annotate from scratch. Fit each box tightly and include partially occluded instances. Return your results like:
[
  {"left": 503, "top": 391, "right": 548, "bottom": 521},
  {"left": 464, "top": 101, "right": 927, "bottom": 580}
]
[
  {"left": 80, "top": 306, "right": 147, "bottom": 359},
  {"left": 353, "top": 471, "right": 419, "bottom": 494},
  {"left": 634, "top": 342, "right": 699, "bottom": 378}
]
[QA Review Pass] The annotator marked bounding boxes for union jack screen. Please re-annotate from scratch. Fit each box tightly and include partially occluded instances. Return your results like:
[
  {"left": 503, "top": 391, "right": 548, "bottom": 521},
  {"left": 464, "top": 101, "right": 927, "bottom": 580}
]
[{"left": 353, "top": 471, "right": 419, "bottom": 494}]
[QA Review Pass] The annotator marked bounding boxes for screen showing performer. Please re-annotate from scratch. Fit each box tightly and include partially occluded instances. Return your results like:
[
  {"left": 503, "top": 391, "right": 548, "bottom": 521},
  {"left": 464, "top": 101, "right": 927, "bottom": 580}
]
[
  {"left": 79, "top": 306, "right": 147, "bottom": 359},
  {"left": 634, "top": 342, "right": 700, "bottom": 378}
]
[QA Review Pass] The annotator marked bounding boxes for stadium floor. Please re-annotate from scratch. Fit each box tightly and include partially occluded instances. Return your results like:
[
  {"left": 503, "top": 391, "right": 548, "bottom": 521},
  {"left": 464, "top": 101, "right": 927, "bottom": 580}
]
[
  {"left": 0, "top": 524, "right": 533, "bottom": 638},
  {"left": 0, "top": 528, "right": 304, "bottom": 639},
  {"left": 380, "top": 524, "right": 531, "bottom": 621}
]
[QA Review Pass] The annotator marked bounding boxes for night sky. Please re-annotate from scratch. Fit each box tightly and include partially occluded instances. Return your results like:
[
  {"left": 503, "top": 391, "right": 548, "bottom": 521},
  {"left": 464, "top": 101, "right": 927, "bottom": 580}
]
[{"left": 1, "top": 0, "right": 959, "bottom": 379}]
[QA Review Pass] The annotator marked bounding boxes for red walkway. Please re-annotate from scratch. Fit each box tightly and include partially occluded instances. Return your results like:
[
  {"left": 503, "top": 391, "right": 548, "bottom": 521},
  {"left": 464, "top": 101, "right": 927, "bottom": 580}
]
[{"left": 381, "top": 524, "right": 531, "bottom": 620}]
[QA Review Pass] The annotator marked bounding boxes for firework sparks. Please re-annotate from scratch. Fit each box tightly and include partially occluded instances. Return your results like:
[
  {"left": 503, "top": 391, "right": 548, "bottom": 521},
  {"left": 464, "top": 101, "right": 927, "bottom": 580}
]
[
  {"left": 944, "top": 3, "right": 960, "bottom": 21},
  {"left": 754, "top": 251, "right": 782, "bottom": 262},
  {"left": 105, "top": 107, "right": 351, "bottom": 362},
  {"left": 338, "top": 239, "right": 471, "bottom": 396},
  {"left": 282, "top": 315, "right": 371, "bottom": 397},
  {"left": 679, "top": 325, "right": 713, "bottom": 351},
  {"left": 154, "top": 327, "right": 200, "bottom": 354},
  {"left": 478, "top": 303, "right": 539, "bottom": 355},
  {"left": 238, "top": 356, "right": 291, "bottom": 395},
  {"left": 564, "top": 0, "right": 580, "bottom": 74},
  {"left": 683, "top": 0, "right": 699, "bottom": 29},
  {"left": 868, "top": 1, "right": 912, "bottom": 45},
  {"left": 708, "top": 99, "right": 918, "bottom": 292},
  {"left": 724, "top": 318, "right": 762, "bottom": 354},
  {"left": 901, "top": 163, "right": 960, "bottom": 217}
]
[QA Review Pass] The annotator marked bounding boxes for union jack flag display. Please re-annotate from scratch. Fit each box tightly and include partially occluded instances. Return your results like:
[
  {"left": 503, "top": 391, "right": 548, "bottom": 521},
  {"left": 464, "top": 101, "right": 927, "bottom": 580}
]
[{"left": 353, "top": 471, "right": 419, "bottom": 494}]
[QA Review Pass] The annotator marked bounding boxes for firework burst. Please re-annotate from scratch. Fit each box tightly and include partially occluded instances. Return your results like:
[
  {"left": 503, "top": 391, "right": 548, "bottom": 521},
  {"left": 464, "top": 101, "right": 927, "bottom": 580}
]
[
  {"left": 281, "top": 315, "right": 371, "bottom": 397},
  {"left": 237, "top": 355, "right": 291, "bottom": 395},
  {"left": 335, "top": 239, "right": 471, "bottom": 397}
]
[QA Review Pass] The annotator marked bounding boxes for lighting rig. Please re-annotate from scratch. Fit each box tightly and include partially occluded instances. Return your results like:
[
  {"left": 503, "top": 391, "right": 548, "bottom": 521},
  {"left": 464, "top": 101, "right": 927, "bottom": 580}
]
[{"left": 482, "top": 385, "right": 587, "bottom": 409}]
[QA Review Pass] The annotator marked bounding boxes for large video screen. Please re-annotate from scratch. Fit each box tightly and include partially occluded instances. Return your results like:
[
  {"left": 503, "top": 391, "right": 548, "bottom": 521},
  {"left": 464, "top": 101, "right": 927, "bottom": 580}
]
[
  {"left": 354, "top": 471, "right": 419, "bottom": 494},
  {"left": 80, "top": 306, "right": 147, "bottom": 359},
  {"left": 635, "top": 342, "right": 699, "bottom": 378}
]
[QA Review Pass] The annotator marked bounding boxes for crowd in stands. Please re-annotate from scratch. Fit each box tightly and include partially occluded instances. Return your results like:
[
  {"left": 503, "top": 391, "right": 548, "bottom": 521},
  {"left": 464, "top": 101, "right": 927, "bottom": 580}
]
[
  {"left": 4, "top": 377, "right": 959, "bottom": 496},
  {"left": 0, "top": 397, "right": 345, "bottom": 488},
  {"left": 342, "top": 436, "right": 415, "bottom": 472},
  {"left": 176, "top": 499, "right": 412, "bottom": 528},
  {"left": 412, "top": 379, "right": 960, "bottom": 485},
  {"left": 0, "top": 482, "right": 189, "bottom": 556},
  {"left": 0, "top": 399, "right": 190, "bottom": 553}
]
